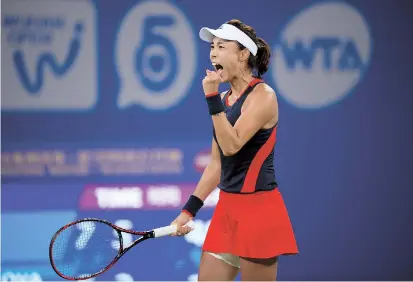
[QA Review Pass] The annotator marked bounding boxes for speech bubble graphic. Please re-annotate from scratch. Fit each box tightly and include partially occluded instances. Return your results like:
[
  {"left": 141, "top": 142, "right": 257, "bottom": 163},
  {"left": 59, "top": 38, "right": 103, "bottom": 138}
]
[{"left": 115, "top": 0, "right": 196, "bottom": 110}]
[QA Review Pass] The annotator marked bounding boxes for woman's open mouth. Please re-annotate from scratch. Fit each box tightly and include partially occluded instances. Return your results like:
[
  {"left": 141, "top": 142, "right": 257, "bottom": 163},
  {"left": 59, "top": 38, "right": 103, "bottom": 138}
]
[{"left": 213, "top": 63, "right": 223, "bottom": 71}]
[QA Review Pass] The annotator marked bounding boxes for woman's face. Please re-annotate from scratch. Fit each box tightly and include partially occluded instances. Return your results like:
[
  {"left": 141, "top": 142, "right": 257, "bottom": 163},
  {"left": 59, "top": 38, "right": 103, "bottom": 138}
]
[{"left": 209, "top": 37, "right": 247, "bottom": 82}]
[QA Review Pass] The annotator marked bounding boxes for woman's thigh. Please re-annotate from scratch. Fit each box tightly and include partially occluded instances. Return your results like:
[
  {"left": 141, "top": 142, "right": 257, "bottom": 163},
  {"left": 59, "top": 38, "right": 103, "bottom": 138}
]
[
  {"left": 239, "top": 256, "right": 278, "bottom": 281},
  {"left": 198, "top": 252, "right": 240, "bottom": 281}
]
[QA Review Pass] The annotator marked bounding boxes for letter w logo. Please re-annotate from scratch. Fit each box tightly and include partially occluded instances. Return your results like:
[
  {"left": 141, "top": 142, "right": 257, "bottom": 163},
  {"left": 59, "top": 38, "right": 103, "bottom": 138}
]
[{"left": 13, "top": 22, "right": 83, "bottom": 95}]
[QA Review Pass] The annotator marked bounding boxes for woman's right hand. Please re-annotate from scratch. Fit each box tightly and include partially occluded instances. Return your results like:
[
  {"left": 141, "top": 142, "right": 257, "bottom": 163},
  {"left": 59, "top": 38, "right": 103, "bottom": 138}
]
[{"left": 170, "top": 211, "right": 193, "bottom": 236}]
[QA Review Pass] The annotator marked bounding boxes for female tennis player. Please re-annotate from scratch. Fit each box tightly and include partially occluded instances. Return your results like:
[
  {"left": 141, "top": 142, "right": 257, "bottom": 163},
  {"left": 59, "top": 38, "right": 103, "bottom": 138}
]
[{"left": 171, "top": 19, "right": 298, "bottom": 281}]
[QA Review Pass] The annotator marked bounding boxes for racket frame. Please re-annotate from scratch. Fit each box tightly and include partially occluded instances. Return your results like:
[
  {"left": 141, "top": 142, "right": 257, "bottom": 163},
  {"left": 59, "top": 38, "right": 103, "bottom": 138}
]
[{"left": 49, "top": 218, "right": 158, "bottom": 281}]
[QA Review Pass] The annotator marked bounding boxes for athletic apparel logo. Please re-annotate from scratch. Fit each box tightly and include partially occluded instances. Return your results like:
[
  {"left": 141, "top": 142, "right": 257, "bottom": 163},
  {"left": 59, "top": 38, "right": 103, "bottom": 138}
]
[
  {"left": 271, "top": 2, "right": 373, "bottom": 109},
  {"left": 115, "top": 0, "right": 196, "bottom": 110},
  {"left": 1, "top": 0, "right": 97, "bottom": 111}
]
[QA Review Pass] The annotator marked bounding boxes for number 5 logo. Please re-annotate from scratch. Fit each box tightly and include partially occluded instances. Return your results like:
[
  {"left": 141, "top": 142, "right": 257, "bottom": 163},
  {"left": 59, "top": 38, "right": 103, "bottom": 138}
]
[
  {"left": 115, "top": 1, "right": 196, "bottom": 110},
  {"left": 136, "top": 16, "right": 178, "bottom": 92}
]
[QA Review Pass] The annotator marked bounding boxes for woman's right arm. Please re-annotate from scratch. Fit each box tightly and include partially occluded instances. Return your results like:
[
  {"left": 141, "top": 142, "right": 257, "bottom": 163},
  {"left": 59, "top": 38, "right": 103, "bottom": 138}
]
[
  {"left": 192, "top": 138, "right": 221, "bottom": 201},
  {"left": 170, "top": 138, "right": 221, "bottom": 235}
]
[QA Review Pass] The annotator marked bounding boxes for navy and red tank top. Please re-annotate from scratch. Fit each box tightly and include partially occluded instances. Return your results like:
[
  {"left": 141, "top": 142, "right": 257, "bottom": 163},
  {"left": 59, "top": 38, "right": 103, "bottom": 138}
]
[{"left": 213, "top": 78, "right": 278, "bottom": 194}]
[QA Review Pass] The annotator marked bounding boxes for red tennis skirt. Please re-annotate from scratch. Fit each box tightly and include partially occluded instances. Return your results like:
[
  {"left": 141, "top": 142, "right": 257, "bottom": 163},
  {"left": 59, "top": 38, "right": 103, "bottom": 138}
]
[{"left": 202, "top": 188, "right": 299, "bottom": 259}]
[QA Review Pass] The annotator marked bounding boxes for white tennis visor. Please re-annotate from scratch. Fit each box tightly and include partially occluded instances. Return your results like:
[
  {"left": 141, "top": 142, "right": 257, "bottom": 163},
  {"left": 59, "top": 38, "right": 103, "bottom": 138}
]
[{"left": 199, "top": 23, "right": 258, "bottom": 56}]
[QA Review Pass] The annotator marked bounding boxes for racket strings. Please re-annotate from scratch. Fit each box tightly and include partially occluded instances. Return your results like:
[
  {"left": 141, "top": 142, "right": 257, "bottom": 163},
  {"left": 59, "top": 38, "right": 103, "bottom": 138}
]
[{"left": 51, "top": 221, "right": 120, "bottom": 279}]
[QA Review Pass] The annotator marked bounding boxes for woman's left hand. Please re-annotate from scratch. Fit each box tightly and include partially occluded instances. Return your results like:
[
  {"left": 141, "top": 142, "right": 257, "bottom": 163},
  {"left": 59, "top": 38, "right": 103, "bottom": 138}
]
[{"left": 202, "top": 69, "right": 223, "bottom": 95}]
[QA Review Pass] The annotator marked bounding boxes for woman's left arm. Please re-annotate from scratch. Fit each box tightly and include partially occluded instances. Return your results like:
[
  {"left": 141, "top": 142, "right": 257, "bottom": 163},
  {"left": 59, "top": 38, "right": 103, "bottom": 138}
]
[
  {"left": 202, "top": 69, "right": 277, "bottom": 156},
  {"left": 211, "top": 86, "right": 277, "bottom": 156}
]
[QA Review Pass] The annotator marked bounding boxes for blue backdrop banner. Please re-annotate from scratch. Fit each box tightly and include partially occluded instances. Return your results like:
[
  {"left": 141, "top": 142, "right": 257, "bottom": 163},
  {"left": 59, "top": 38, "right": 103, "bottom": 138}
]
[{"left": 2, "top": 0, "right": 413, "bottom": 281}]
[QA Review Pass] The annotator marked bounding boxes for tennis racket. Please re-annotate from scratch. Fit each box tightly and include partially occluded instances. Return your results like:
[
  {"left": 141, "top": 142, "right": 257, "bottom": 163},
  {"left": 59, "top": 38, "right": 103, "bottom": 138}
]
[{"left": 49, "top": 217, "right": 193, "bottom": 280}]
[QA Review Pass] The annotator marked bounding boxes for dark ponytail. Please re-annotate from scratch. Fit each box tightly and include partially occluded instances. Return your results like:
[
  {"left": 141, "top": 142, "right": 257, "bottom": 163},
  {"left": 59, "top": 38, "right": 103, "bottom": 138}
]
[
  {"left": 226, "top": 19, "right": 271, "bottom": 78},
  {"left": 254, "top": 37, "right": 271, "bottom": 78}
]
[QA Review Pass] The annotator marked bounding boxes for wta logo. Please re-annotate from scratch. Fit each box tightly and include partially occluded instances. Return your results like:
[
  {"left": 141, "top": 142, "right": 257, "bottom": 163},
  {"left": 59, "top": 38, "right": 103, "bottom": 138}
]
[
  {"left": 115, "top": 0, "right": 196, "bottom": 110},
  {"left": 271, "top": 2, "right": 373, "bottom": 109},
  {"left": 1, "top": 0, "right": 97, "bottom": 111}
]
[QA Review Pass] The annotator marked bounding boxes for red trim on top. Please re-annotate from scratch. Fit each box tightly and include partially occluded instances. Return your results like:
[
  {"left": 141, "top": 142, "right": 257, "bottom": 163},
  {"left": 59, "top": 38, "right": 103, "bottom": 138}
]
[
  {"left": 225, "top": 78, "right": 264, "bottom": 107},
  {"left": 225, "top": 90, "right": 232, "bottom": 106},
  {"left": 205, "top": 91, "right": 219, "bottom": 98},
  {"left": 241, "top": 126, "right": 277, "bottom": 193},
  {"left": 182, "top": 209, "right": 194, "bottom": 218}
]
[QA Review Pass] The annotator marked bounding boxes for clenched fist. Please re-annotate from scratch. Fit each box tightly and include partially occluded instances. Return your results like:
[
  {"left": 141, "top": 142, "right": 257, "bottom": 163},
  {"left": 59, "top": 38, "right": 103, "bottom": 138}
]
[{"left": 202, "top": 69, "right": 223, "bottom": 95}]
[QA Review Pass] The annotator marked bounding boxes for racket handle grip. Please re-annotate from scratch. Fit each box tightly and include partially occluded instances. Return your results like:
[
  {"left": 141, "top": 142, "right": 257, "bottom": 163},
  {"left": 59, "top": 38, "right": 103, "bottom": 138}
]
[{"left": 153, "top": 220, "right": 195, "bottom": 238}]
